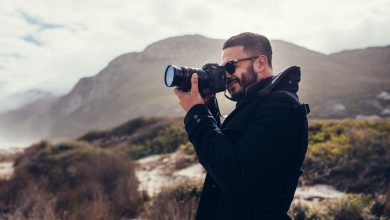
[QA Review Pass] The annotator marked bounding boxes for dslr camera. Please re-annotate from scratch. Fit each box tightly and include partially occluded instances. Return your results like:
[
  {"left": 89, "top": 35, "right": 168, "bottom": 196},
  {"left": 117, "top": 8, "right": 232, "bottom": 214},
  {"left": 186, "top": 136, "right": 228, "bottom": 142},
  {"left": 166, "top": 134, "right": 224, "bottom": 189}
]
[{"left": 164, "top": 63, "right": 227, "bottom": 96}]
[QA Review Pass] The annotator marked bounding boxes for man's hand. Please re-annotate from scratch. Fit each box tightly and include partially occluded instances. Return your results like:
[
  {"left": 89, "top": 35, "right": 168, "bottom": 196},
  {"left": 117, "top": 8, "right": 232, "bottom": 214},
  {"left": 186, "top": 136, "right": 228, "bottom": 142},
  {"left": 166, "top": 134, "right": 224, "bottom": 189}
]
[{"left": 174, "top": 73, "right": 204, "bottom": 112}]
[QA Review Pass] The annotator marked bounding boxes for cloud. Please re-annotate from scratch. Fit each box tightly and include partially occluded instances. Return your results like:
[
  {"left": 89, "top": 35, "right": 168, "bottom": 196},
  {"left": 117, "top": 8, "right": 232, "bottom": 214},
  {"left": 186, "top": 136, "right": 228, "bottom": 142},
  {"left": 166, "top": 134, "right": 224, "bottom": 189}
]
[
  {"left": 0, "top": 0, "right": 389, "bottom": 107},
  {"left": 22, "top": 34, "right": 43, "bottom": 46},
  {"left": 18, "top": 10, "right": 66, "bottom": 31},
  {"left": 0, "top": 80, "right": 6, "bottom": 89}
]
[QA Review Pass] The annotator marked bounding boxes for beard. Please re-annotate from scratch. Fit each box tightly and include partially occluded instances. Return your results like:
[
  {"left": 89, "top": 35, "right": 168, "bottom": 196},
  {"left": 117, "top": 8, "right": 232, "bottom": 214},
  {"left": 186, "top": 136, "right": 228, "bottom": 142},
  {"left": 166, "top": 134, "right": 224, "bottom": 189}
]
[{"left": 228, "top": 65, "right": 258, "bottom": 102}]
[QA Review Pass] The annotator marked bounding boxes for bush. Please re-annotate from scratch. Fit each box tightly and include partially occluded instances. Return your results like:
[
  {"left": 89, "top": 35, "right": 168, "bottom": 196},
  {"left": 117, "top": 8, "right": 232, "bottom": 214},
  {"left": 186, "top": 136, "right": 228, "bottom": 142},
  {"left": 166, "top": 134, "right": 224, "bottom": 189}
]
[
  {"left": 142, "top": 178, "right": 203, "bottom": 220},
  {"left": 126, "top": 123, "right": 188, "bottom": 159},
  {"left": 0, "top": 186, "right": 57, "bottom": 220},
  {"left": 0, "top": 141, "right": 147, "bottom": 219},
  {"left": 303, "top": 119, "right": 390, "bottom": 193},
  {"left": 79, "top": 117, "right": 189, "bottom": 160},
  {"left": 325, "top": 195, "right": 375, "bottom": 220},
  {"left": 289, "top": 202, "right": 324, "bottom": 220},
  {"left": 178, "top": 142, "right": 196, "bottom": 156},
  {"left": 289, "top": 194, "right": 381, "bottom": 220},
  {"left": 371, "top": 192, "right": 390, "bottom": 219},
  {"left": 173, "top": 154, "right": 197, "bottom": 171}
]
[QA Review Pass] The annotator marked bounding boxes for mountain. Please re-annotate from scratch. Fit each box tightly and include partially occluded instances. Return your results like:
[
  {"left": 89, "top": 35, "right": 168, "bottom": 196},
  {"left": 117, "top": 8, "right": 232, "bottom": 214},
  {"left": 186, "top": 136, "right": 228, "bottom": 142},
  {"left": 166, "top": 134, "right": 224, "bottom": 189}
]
[{"left": 0, "top": 35, "right": 389, "bottom": 143}]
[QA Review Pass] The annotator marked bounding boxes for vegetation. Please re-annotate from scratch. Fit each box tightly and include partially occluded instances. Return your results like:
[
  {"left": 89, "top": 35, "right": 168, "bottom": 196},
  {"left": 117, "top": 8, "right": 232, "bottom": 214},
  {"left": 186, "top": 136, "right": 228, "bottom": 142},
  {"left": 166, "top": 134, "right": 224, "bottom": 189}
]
[
  {"left": 173, "top": 142, "right": 197, "bottom": 170},
  {"left": 80, "top": 117, "right": 390, "bottom": 219},
  {"left": 79, "top": 117, "right": 188, "bottom": 160},
  {"left": 303, "top": 119, "right": 390, "bottom": 193},
  {"left": 126, "top": 123, "right": 188, "bottom": 159},
  {"left": 142, "top": 178, "right": 203, "bottom": 220},
  {"left": 1, "top": 117, "right": 389, "bottom": 219},
  {"left": 0, "top": 141, "right": 147, "bottom": 220},
  {"left": 289, "top": 193, "right": 390, "bottom": 220}
]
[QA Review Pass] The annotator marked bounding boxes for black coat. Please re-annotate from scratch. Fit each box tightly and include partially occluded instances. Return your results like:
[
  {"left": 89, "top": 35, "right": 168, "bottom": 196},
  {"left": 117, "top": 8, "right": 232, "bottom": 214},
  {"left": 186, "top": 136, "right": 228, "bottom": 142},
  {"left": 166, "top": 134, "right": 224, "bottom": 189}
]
[{"left": 184, "top": 66, "right": 309, "bottom": 220}]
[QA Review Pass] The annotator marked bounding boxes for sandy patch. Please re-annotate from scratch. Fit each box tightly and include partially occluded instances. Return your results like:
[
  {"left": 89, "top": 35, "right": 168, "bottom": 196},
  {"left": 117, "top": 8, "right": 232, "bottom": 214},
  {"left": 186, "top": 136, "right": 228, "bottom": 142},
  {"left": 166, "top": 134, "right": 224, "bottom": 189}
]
[{"left": 135, "top": 153, "right": 205, "bottom": 197}]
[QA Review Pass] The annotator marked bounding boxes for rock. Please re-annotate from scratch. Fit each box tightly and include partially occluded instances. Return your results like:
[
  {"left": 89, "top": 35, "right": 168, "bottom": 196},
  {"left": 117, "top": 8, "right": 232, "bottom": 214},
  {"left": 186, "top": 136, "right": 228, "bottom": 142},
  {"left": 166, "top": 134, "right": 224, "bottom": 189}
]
[
  {"left": 173, "top": 164, "right": 205, "bottom": 179},
  {"left": 324, "top": 101, "right": 347, "bottom": 116},
  {"left": 377, "top": 91, "right": 390, "bottom": 101},
  {"left": 381, "top": 106, "right": 390, "bottom": 116},
  {"left": 363, "top": 99, "right": 383, "bottom": 110},
  {"left": 355, "top": 115, "right": 381, "bottom": 119},
  {"left": 294, "top": 184, "right": 345, "bottom": 201},
  {"left": 135, "top": 152, "right": 203, "bottom": 197}
]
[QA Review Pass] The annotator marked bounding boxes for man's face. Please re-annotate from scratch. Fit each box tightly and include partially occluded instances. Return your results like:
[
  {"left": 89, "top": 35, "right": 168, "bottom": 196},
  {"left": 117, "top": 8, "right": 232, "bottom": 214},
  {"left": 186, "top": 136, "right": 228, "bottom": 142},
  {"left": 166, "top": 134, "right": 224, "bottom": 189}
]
[{"left": 221, "top": 46, "right": 258, "bottom": 101}]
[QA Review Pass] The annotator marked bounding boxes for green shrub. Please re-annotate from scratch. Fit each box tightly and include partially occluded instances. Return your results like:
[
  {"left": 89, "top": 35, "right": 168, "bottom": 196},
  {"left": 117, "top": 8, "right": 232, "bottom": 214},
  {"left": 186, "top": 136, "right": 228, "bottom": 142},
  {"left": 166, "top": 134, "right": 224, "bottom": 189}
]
[
  {"left": 289, "top": 195, "right": 384, "bottom": 220},
  {"left": 79, "top": 117, "right": 187, "bottom": 159},
  {"left": 303, "top": 119, "right": 390, "bottom": 193},
  {"left": 325, "top": 195, "right": 374, "bottom": 220},
  {"left": 126, "top": 124, "right": 188, "bottom": 159},
  {"left": 178, "top": 142, "right": 196, "bottom": 156}
]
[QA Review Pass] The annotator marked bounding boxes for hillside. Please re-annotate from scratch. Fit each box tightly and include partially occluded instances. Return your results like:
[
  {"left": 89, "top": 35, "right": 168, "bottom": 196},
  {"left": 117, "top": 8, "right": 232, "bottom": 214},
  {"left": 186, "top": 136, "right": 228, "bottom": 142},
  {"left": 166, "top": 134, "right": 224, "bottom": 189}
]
[{"left": 0, "top": 35, "right": 389, "bottom": 142}]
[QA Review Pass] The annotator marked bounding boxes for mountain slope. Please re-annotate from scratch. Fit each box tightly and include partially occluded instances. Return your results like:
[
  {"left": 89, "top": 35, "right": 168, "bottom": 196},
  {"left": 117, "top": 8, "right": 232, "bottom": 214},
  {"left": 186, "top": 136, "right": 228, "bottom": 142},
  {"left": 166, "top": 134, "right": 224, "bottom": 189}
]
[{"left": 0, "top": 35, "right": 389, "bottom": 142}]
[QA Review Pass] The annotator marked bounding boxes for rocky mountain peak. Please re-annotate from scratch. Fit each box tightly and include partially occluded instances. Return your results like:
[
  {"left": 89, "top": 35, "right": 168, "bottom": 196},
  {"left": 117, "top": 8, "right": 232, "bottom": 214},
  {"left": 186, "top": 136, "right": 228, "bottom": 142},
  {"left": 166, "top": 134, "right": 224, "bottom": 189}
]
[{"left": 142, "top": 34, "right": 222, "bottom": 60}]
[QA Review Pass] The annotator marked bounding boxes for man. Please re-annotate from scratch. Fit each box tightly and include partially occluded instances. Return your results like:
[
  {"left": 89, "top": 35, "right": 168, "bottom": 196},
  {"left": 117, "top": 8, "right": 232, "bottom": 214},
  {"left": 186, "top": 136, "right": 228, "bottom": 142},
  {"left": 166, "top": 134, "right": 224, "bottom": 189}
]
[{"left": 174, "top": 32, "right": 309, "bottom": 220}]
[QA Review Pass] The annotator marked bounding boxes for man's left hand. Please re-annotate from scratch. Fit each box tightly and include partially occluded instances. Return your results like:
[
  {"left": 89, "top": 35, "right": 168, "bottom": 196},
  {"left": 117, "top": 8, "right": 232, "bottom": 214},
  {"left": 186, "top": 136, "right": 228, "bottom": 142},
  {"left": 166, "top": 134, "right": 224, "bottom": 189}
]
[{"left": 174, "top": 73, "right": 204, "bottom": 112}]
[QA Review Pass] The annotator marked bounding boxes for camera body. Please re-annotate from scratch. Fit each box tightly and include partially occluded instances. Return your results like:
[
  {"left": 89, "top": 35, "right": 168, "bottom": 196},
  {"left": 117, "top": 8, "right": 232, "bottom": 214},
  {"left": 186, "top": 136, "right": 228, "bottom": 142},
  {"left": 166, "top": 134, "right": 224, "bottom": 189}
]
[{"left": 164, "top": 63, "right": 227, "bottom": 96}]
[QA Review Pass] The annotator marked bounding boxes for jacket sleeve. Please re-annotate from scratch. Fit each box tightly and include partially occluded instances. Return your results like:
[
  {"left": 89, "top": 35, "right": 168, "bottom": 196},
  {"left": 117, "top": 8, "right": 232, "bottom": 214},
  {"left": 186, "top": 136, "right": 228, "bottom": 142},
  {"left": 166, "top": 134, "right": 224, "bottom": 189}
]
[
  {"left": 184, "top": 95, "right": 295, "bottom": 193},
  {"left": 204, "top": 95, "right": 221, "bottom": 127}
]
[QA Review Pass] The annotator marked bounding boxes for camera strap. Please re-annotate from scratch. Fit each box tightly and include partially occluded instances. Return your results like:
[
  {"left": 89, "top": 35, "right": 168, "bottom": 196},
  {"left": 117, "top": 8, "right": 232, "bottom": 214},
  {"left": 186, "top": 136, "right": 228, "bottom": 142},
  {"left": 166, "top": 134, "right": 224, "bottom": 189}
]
[{"left": 223, "top": 89, "right": 234, "bottom": 102}]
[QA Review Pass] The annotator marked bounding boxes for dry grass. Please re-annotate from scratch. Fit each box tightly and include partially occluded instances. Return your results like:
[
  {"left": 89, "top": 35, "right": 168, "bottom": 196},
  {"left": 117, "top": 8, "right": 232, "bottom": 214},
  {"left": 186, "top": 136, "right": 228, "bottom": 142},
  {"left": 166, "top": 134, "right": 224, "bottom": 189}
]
[
  {"left": 142, "top": 178, "right": 203, "bottom": 220},
  {"left": 288, "top": 194, "right": 388, "bottom": 220},
  {"left": 0, "top": 141, "right": 148, "bottom": 220},
  {"left": 2, "top": 186, "right": 58, "bottom": 220}
]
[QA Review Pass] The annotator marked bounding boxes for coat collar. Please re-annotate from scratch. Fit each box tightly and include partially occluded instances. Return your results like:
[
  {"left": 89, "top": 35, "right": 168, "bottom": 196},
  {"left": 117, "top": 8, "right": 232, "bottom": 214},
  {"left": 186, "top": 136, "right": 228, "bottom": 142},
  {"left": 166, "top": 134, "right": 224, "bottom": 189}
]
[
  {"left": 238, "top": 66, "right": 301, "bottom": 105},
  {"left": 222, "top": 66, "right": 301, "bottom": 129}
]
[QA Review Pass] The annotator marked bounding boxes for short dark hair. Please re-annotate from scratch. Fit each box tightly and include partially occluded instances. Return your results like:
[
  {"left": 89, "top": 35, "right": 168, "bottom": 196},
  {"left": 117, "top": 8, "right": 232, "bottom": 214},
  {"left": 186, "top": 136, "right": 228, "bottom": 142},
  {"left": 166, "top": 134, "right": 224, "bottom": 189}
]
[{"left": 223, "top": 32, "right": 273, "bottom": 68}]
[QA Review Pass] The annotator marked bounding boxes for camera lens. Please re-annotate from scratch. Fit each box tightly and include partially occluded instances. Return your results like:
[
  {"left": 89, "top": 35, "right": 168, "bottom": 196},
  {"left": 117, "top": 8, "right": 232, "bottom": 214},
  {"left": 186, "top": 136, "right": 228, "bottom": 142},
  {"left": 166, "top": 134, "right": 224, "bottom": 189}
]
[
  {"left": 165, "top": 65, "right": 175, "bottom": 87},
  {"left": 164, "top": 65, "right": 206, "bottom": 92},
  {"left": 164, "top": 63, "right": 226, "bottom": 96},
  {"left": 164, "top": 65, "right": 193, "bottom": 89}
]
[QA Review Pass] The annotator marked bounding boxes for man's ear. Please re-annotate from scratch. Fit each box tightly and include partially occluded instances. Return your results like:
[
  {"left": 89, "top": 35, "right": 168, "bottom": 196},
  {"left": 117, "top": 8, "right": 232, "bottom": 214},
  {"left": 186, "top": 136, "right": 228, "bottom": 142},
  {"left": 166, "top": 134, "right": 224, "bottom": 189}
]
[{"left": 253, "top": 55, "right": 268, "bottom": 73}]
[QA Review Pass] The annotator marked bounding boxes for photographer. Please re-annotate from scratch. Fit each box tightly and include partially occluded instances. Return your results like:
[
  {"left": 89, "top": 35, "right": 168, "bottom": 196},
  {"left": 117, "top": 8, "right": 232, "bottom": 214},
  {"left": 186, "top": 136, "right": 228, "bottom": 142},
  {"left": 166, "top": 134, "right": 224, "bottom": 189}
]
[{"left": 173, "top": 32, "right": 309, "bottom": 220}]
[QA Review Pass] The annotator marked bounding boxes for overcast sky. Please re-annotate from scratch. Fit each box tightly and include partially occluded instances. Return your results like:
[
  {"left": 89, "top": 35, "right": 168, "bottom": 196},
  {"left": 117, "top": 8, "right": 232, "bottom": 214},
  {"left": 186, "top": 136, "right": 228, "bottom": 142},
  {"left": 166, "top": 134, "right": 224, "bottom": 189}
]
[{"left": 1, "top": 0, "right": 390, "bottom": 111}]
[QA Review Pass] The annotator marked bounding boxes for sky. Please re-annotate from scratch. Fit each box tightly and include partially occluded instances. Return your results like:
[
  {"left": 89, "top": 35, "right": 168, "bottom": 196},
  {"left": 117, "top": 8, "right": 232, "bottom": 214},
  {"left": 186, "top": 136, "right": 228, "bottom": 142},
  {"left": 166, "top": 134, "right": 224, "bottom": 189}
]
[{"left": 1, "top": 0, "right": 390, "bottom": 112}]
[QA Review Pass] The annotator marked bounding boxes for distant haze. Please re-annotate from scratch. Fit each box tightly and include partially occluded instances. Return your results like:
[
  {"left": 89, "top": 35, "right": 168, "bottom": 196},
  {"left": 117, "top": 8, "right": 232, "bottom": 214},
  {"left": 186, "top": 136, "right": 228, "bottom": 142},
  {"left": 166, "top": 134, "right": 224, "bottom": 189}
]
[
  {"left": 1, "top": 0, "right": 390, "bottom": 110},
  {"left": 0, "top": 89, "right": 53, "bottom": 113},
  {"left": 0, "top": 139, "right": 28, "bottom": 150}
]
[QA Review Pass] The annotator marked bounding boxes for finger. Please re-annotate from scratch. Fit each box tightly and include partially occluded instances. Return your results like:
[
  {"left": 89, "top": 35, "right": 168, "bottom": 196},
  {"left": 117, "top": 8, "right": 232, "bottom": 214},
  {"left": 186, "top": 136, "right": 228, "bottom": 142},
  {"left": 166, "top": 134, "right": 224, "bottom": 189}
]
[{"left": 190, "top": 73, "right": 199, "bottom": 94}]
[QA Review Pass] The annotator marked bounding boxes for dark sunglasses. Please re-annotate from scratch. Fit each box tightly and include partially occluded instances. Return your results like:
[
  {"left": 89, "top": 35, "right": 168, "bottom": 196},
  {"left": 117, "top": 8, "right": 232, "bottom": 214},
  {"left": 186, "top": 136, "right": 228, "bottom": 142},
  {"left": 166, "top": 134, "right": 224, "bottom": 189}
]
[{"left": 223, "top": 55, "right": 259, "bottom": 74}]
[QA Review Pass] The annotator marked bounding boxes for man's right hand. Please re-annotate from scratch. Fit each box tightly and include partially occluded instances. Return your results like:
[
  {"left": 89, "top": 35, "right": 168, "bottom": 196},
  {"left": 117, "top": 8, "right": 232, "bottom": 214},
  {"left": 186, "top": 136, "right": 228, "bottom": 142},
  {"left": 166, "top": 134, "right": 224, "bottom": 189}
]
[{"left": 174, "top": 73, "right": 204, "bottom": 112}]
